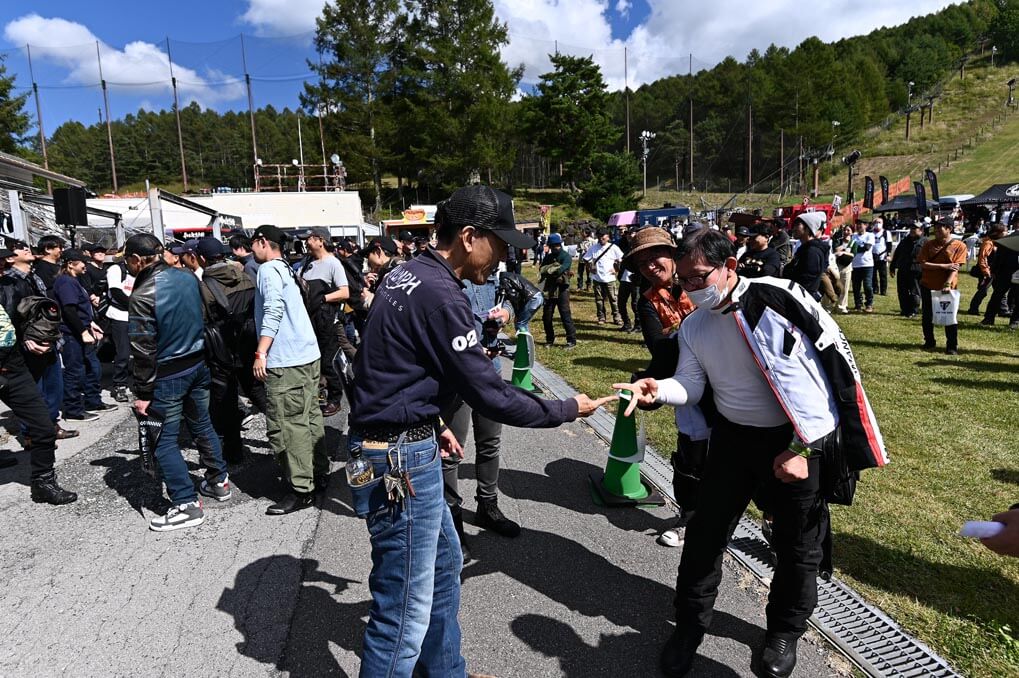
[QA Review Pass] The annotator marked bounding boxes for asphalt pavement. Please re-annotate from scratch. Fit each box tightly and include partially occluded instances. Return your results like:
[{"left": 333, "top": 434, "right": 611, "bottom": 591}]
[{"left": 0, "top": 393, "right": 851, "bottom": 677}]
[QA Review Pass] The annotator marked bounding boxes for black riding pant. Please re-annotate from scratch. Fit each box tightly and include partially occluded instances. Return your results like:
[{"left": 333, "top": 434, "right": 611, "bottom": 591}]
[{"left": 675, "top": 417, "right": 825, "bottom": 642}]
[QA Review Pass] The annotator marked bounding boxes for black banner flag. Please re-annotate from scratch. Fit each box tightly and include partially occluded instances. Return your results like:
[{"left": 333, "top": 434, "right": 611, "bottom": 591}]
[
  {"left": 925, "top": 168, "right": 940, "bottom": 203},
  {"left": 879, "top": 176, "right": 890, "bottom": 205},
  {"left": 914, "top": 181, "right": 928, "bottom": 218},
  {"left": 864, "top": 176, "right": 875, "bottom": 209}
]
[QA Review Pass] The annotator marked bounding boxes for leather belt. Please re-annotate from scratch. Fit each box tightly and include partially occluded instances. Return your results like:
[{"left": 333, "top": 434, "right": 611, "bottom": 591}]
[{"left": 351, "top": 422, "right": 435, "bottom": 444}]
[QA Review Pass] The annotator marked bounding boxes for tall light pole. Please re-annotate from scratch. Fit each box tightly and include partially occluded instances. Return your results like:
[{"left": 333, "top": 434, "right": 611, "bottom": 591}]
[
  {"left": 830, "top": 120, "right": 840, "bottom": 165},
  {"left": 992, "top": 45, "right": 997, "bottom": 68},
  {"left": 906, "top": 81, "right": 915, "bottom": 140},
  {"left": 640, "top": 130, "right": 655, "bottom": 197}
]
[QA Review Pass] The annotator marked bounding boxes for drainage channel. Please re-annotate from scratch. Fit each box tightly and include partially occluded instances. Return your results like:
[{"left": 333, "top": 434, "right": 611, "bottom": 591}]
[{"left": 530, "top": 361, "right": 960, "bottom": 678}]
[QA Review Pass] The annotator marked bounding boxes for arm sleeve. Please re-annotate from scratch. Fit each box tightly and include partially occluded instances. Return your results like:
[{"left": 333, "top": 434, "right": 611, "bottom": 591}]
[
  {"left": 331, "top": 260, "right": 349, "bottom": 288},
  {"left": 258, "top": 263, "right": 285, "bottom": 339},
  {"left": 61, "top": 304, "right": 87, "bottom": 335},
  {"left": 422, "top": 299, "right": 579, "bottom": 428},
  {"left": 128, "top": 283, "right": 159, "bottom": 400},
  {"left": 762, "top": 251, "right": 783, "bottom": 277},
  {"left": 655, "top": 328, "right": 706, "bottom": 408},
  {"left": 637, "top": 295, "right": 665, "bottom": 352},
  {"left": 558, "top": 250, "right": 572, "bottom": 274}
]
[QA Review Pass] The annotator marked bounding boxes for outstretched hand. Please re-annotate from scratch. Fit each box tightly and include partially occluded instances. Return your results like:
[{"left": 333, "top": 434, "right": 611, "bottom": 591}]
[
  {"left": 573, "top": 393, "right": 618, "bottom": 417},
  {"left": 610, "top": 378, "right": 659, "bottom": 416}
]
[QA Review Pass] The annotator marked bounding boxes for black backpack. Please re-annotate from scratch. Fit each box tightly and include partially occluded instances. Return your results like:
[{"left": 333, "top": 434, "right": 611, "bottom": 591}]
[{"left": 202, "top": 277, "right": 256, "bottom": 372}]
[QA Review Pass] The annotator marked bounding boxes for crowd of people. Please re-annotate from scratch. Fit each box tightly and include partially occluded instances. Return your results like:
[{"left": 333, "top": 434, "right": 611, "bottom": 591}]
[{"left": 0, "top": 187, "right": 1016, "bottom": 677}]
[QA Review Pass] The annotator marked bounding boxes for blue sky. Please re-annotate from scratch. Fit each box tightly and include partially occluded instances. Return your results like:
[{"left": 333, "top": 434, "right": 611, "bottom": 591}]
[{"left": 1, "top": 0, "right": 953, "bottom": 134}]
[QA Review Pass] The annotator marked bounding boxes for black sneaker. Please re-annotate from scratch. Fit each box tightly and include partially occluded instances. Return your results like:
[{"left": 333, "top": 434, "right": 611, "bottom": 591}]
[
  {"left": 619, "top": 324, "right": 632, "bottom": 332},
  {"left": 564, "top": 341, "right": 577, "bottom": 350},
  {"left": 86, "top": 402, "right": 118, "bottom": 414},
  {"left": 30, "top": 472, "right": 77, "bottom": 505},
  {"left": 112, "top": 387, "right": 130, "bottom": 403},
  {"left": 64, "top": 412, "right": 100, "bottom": 422},
  {"left": 476, "top": 499, "right": 521, "bottom": 538}
]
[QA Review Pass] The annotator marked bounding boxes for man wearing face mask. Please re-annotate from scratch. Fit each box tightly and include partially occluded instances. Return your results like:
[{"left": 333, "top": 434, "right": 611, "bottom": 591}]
[{"left": 615, "top": 228, "right": 887, "bottom": 678}]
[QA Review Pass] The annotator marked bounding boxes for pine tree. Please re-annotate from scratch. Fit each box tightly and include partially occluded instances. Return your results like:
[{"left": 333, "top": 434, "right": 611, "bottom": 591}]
[
  {"left": 523, "top": 54, "right": 618, "bottom": 192},
  {"left": 396, "top": 0, "right": 521, "bottom": 189},
  {"left": 304, "top": 0, "right": 404, "bottom": 214},
  {"left": 0, "top": 54, "right": 31, "bottom": 154}
]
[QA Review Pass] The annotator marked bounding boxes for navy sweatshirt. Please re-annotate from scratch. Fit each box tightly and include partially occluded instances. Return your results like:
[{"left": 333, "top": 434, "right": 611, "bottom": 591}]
[{"left": 349, "top": 248, "right": 578, "bottom": 429}]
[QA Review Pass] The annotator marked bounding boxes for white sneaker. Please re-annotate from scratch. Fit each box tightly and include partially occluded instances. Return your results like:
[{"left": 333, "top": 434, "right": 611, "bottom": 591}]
[
  {"left": 199, "top": 475, "right": 232, "bottom": 502},
  {"left": 149, "top": 501, "right": 204, "bottom": 531}
]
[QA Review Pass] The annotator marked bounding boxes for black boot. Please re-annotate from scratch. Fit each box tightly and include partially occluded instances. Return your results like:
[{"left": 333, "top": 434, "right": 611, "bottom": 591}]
[
  {"left": 659, "top": 628, "right": 703, "bottom": 677},
  {"left": 266, "top": 491, "right": 314, "bottom": 515},
  {"left": 30, "top": 472, "right": 78, "bottom": 505},
  {"left": 476, "top": 498, "right": 521, "bottom": 538},
  {"left": 451, "top": 506, "right": 472, "bottom": 563},
  {"left": 758, "top": 635, "right": 798, "bottom": 678}
]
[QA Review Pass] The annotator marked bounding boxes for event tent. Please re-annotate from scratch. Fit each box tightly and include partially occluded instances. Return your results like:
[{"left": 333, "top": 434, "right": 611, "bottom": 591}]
[
  {"left": 871, "top": 194, "right": 939, "bottom": 214},
  {"left": 959, "top": 183, "right": 1019, "bottom": 205}
]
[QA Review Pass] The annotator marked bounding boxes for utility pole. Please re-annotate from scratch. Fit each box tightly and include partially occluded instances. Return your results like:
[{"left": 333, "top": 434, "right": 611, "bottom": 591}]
[
  {"left": 97, "top": 42, "right": 118, "bottom": 193},
  {"left": 26, "top": 45, "right": 51, "bottom": 195},
  {"left": 624, "top": 46, "right": 630, "bottom": 155},
  {"left": 906, "top": 81, "right": 914, "bottom": 141},
  {"left": 747, "top": 101, "right": 753, "bottom": 187},
  {"left": 779, "top": 128, "right": 784, "bottom": 196},
  {"left": 241, "top": 34, "right": 259, "bottom": 185},
  {"left": 166, "top": 38, "right": 189, "bottom": 192},
  {"left": 688, "top": 54, "right": 694, "bottom": 190},
  {"left": 798, "top": 136, "right": 804, "bottom": 194}
]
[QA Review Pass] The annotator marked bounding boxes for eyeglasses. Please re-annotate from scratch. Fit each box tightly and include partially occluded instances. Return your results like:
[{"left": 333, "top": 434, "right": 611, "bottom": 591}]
[{"left": 676, "top": 266, "right": 719, "bottom": 290}]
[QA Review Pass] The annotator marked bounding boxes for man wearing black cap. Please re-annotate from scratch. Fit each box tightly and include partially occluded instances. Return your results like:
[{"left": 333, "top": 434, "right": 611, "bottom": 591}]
[
  {"left": 397, "top": 230, "right": 415, "bottom": 261},
  {"left": 1, "top": 241, "right": 78, "bottom": 439},
  {"left": 362, "top": 236, "right": 401, "bottom": 298},
  {"left": 737, "top": 226, "right": 782, "bottom": 279},
  {"left": 0, "top": 245, "right": 77, "bottom": 504},
  {"left": 54, "top": 250, "right": 115, "bottom": 423},
  {"left": 540, "top": 232, "right": 577, "bottom": 347},
  {"left": 125, "top": 233, "right": 231, "bottom": 531},
  {"left": 250, "top": 225, "right": 327, "bottom": 515},
  {"left": 734, "top": 225, "right": 751, "bottom": 260},
  {"left": 348, "top": 185, "right": 612, "bottom": 677},
  {"left": 889, "top": 220, "right": 924, "bottom": 318},
  {"left": 297, "top": 228, "right": 351, "bottom": 417},
  {"left": 195, "top": 237, "right": 258, "bottom": 463}
]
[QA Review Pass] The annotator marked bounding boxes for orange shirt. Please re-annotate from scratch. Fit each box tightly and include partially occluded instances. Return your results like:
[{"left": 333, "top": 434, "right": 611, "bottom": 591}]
[
  {"left": 643, "top": 285, "right": 696, "bottom": 335},
  {"left": 917, "top": 238, "right": 968, "bottom": 290},
  {"left": 976, "top": 238, "right": 995, "bottom": 277}
]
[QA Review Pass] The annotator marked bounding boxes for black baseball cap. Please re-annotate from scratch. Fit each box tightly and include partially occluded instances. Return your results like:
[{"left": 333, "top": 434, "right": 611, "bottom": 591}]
[
  {"left": 252, "top": 224, "right": 286, "bottom": 245},
  {"left": 435, "top": 185, "right": 534, "bottom": 250},
  {"left": 60, "top": 249, "right": 89, "bottom": 264},
  {"left": 4, "top": 238, "right": 30, "bottom": 251},
  {"left": 0, "top": 248, "right": 13, "bottom": 259},
  {"left": 82, "top": 242, "right": 107, "bottom": 253},
  {"left": 167, "top": 241, "right": 189, "bottom": 256},
  {"left": 367, "top": 237, "right": 398, "bottom": 256},
  {"left": 124, "top": 234, "right": 164, "bottom": 257},
  {"left": 398, "top": 230, "right": 415, "bottom": 243}
]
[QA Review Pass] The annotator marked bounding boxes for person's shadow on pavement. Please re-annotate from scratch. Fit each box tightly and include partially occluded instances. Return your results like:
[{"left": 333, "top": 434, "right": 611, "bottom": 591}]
[
  {"left": 90, "top": 453, "right": 171, "bottom": 515},
  {"left": 512, "top": 613, "right": 748, "bottom": 677},
  {"left": 217, "top": 555, "right": 369, "bottom": 678}
]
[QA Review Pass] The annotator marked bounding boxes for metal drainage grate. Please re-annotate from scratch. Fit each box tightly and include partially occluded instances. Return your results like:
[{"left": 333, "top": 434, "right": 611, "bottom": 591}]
[{"left": 530, "top": 361, "right": 961, "bottom": 678}]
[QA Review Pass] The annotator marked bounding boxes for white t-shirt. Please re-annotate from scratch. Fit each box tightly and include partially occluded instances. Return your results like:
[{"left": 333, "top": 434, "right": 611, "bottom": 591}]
[
  {"left": 583, "top": 242, "right": 623, "bottom": 283},
  {"left": 656, "top": 306, "right": 790, "bottom": 429},
  {"left": 851, "top": 232, "right": 875, "bottom": 268},
  {"left": 105, "top": 263, "right": 134, "bottom": 323}
]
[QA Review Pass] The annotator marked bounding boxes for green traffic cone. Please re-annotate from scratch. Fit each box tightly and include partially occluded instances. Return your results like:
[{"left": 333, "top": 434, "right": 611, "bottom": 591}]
[
  {"left": 511, "top": 331, "right": 536, "bottom": 392},
  {"left": 590, "top": 390, "right": 664, "bottom": 507}
]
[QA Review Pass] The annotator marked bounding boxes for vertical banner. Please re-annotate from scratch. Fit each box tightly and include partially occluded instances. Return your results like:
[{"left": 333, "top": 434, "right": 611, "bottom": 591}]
[
  {"left": 925, "top": 168, "right": 940, "bottom": 203},
  {"left": 914, "top": 181, "right": 928, "bottom": 218},
  {"left": 863, "top": 176, "right": 875, "bottom": 209},
  {"left": 539, "top": 205, "right": 552, "bottom": 234},
  {"left": 879, "top": 176, "right": 890, "bottom": 205}
]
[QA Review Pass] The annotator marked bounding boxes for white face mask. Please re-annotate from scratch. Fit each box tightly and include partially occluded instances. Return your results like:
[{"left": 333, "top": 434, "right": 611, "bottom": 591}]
[{"left": 687, "top": 270, "right": 730, "bottom": 312}]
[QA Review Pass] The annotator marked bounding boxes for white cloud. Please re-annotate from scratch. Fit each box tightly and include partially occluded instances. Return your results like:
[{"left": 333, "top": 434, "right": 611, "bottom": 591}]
[
  {"left": 494, "top": 0, "right": 959, "bottom": 92},
  {"left": 235, "top": 0, "right": 959, "bottom": 92},
  {"left": 240, "top": 0, "right": 327, "bottom": 35},
  {"left": 3, "top": 14, "right": 245, "bottom": 107}
]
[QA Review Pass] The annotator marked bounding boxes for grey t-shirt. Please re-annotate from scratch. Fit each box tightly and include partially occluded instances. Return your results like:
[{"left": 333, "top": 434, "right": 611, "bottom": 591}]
[{"left": 301, "top": 254, "right": 349, "bottom": 289}]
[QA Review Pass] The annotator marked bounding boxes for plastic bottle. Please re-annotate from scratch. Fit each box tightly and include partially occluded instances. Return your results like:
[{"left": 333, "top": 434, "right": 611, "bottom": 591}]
[{"left": 345, "top": 452, "right": 374, "bottom": 488}]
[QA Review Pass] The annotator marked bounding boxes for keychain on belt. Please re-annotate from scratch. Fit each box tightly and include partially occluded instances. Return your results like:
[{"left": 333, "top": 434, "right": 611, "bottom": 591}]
[{"left": 384, "top": 435, "right": 416, "bottom": 504}]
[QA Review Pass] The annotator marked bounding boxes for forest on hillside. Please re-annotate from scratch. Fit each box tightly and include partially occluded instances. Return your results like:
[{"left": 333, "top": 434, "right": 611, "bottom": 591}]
[{"left": 1, "top": 0, "right": 1018, "bottom": 210}]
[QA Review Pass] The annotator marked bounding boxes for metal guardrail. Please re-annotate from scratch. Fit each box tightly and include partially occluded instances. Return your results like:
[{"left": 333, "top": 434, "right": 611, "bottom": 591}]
[{"left": 530, "top": 361, "right": 961, "bottom": 678}]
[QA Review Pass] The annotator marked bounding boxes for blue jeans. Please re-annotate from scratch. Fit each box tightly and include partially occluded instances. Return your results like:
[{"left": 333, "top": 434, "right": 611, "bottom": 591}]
[
  {"left": 152, "top": 363, "right": 227, "bottom": 505},
  {"left": 348, "top": 433, "right": 466, "bottom": 678},
  {"left": 61, "top": 337, "right": 102, "bottom": 417},
  {"left": 37, "top": 356, "right": 63, "bottom": 423},
  {"left": 514, "top": 292, "right": 544, "bottom": 334}
]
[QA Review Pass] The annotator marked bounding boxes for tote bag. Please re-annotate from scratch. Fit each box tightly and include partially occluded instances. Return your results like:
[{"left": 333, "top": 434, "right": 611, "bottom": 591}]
[{"left": 932, "top": 289, "right": 960, "bottom": 326}]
